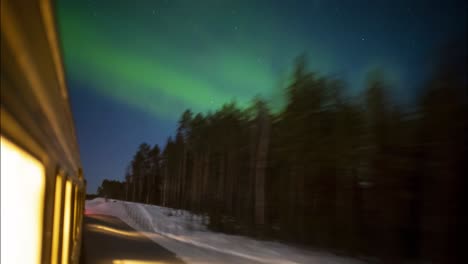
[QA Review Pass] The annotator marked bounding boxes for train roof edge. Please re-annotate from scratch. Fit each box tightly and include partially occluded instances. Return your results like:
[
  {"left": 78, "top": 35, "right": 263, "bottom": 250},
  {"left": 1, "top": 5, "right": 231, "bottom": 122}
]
[{"left": 1, "top": 0, "right": 84, "bottom": 182}]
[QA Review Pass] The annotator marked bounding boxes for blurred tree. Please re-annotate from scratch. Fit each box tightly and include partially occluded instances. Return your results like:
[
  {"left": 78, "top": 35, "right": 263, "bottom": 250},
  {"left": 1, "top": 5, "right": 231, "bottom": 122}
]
[
  {"left": 128, "top": 143, "right": 151, "bottom": 202},
  {"left": 117, "top": 47, "right": 466, "bottom": 263},
  {"left": 97, "top": 179, "right": 125, "bottom": 200}
]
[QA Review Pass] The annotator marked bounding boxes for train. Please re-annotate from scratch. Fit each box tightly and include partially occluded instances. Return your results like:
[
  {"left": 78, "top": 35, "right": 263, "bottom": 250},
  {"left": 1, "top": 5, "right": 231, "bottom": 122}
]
[{"left": 1, "top": 0, "right": 86, "bottom": 263}]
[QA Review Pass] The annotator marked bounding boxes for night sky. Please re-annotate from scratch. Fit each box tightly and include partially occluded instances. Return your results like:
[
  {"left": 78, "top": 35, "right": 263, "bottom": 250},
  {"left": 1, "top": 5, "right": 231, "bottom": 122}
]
[{"left": 55, "top": 0, "right": 467, "bottom": 193}]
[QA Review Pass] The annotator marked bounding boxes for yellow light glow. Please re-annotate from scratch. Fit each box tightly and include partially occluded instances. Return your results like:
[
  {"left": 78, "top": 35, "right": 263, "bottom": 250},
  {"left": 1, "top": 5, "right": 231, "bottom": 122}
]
[
  {"left": 86, "top": 224, "right": 146, "bottom": 240},
  {"left": 51, "top": 174, "right": 63, "bottom": 264},
  {"left": 0, "top": 136, "right": 46, "bottom": 264},
  {"left": 112, "top": 260, "right": 168, "bottom": 264},
  {"left": 62, "top": 180, "right": 72, "bottom": 264},
  {"left": 73, "top": 186, "right": 79, "bottom": 241}
]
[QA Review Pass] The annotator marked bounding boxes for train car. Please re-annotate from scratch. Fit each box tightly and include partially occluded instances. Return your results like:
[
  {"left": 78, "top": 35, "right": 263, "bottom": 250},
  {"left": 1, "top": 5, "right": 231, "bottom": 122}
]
[{"left": 1, "top": 0, "right": 86, "bottom": 263}]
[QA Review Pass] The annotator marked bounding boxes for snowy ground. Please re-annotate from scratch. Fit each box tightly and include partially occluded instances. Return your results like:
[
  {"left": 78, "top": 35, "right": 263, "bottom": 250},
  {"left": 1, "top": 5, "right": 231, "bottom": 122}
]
[{"left": 85, "top": 198, "right": 365, "bottom": 264}]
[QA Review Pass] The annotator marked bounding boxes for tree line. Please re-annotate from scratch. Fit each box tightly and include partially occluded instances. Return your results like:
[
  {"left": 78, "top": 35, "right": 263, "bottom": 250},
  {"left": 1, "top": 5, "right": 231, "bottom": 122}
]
[{"left": 98, "top": 48, "right": 466, "bottom": 263}]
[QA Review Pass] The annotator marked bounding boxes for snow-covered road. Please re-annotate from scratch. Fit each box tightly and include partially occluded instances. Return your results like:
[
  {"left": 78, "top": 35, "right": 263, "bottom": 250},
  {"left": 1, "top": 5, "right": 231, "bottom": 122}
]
[
  {"left": 85, "top": 198, "right": 365, "bottom": 264},
  {"left": 82, "top": 214, "right": 185, "bottom": 264}
]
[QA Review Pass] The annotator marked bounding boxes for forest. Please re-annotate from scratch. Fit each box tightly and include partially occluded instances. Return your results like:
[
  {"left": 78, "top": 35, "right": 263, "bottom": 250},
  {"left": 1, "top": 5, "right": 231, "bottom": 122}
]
[{"left": 97, "top": 47, "right": 466, "bottom": 263}]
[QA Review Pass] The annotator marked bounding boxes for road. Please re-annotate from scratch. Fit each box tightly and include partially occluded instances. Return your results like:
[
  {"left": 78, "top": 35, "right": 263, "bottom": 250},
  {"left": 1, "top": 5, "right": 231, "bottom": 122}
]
[
  {"left": 81, "top": 214, "right": 263, "bottom": 264},
  {"left": 81, "top": 214, "right": 185, "bottom": 264}
]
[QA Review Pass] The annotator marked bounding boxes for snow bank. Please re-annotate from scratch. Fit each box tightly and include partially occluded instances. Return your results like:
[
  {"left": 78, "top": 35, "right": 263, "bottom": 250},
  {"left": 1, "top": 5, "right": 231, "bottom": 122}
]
[{"left": 85, "top": 198, "right": 364, "bottom": 264}]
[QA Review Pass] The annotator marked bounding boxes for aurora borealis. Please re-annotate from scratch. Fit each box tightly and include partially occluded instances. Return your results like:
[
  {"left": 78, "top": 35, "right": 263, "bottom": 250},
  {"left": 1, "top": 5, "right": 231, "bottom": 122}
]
[{"left": 56, "top": 0, "right": 467, "bottom": 192}]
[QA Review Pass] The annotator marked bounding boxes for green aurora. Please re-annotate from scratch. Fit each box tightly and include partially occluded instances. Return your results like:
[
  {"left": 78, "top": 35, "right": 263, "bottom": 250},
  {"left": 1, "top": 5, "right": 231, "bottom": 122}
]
[{"left": 56, "top": 1, "right": 337, "bottom": 120}]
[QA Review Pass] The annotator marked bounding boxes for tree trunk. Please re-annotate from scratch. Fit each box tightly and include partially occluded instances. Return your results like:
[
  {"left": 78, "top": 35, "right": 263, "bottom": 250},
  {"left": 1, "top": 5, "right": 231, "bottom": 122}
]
[{"left": 255, "top": 115, "right": 270, "bottom": 229}]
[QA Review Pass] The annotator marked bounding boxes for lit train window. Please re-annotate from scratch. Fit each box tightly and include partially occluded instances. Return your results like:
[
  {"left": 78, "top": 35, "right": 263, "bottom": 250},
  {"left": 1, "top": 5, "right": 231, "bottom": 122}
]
[
  {"left": 69, "top": 186, "right": 75, "bottom": 246},
  {"left": 51, "top": 174, "right": 63, "bottom": 264},
  {"left": 62, "top": 180, "right": 73, "bottom": 264},
  {"left": 1, "top": 136, "right": 46, "bottom": 264},
  {"left": 73, "top": 185, "right": 79, "bottom": 241}
]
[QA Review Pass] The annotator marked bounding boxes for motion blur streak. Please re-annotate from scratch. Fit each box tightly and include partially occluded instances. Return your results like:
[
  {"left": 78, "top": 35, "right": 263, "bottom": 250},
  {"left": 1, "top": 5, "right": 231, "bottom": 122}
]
[
  {"left": 51, "top": 174, "right": 63, "bottom": 264},
  {"left": 87, "top": 224, "right": 147, "bottom": 240},
  {"left": 0, "top": 136, "right": 45, "bottom": 264},
  {"left": 62, "top": 180, "right": 72, "bottom": 264},
  {"left": 39, "top": 0, "right": 68, "bottom": 99}
]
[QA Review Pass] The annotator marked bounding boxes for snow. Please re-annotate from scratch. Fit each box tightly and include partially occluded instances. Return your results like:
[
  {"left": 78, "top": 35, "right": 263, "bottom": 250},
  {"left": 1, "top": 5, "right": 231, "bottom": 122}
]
[{"left": 85, "top": 198, "right": 365, "bottom": 264}]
